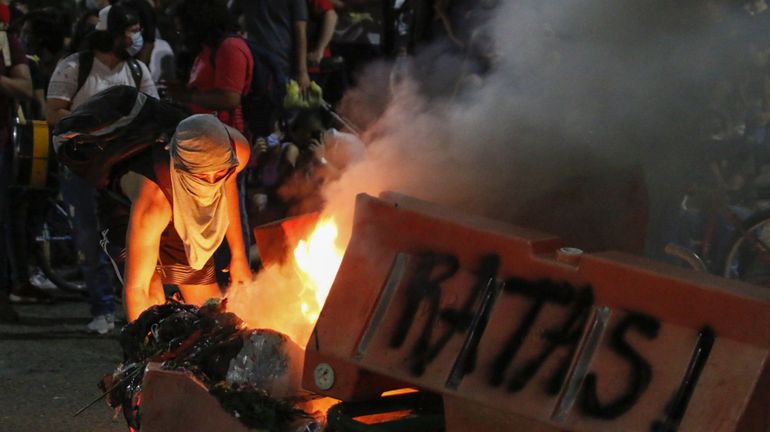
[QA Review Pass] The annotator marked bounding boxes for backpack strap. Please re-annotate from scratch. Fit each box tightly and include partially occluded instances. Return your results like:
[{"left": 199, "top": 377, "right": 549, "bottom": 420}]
[
  {"left": 76, "top": 50, "right": 94, "bottom": 98},
  {"left": 76, "top": 52, "right": 144, "bottom": 98},
  {"left": 127, "top": 58, "right": 143, "bottom": 89}
]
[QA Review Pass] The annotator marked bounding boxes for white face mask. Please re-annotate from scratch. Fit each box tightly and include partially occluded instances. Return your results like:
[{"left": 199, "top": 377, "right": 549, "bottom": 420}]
[
  {"left": 169, "top": 115, "right": 239, "bottom": 269},
  {"left": 126, "top": 31, "right": 143, "bottom": 56}
]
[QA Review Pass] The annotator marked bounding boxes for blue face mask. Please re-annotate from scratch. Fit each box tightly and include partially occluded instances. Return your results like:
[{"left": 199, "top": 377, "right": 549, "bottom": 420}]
[{"left": 126, "top": 31, "right": 143, "bottom": 56}]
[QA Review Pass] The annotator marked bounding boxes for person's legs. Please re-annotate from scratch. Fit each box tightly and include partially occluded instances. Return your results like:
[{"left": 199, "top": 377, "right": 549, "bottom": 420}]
[
  {"left": 177, "top": 283, "right": 221, "bottom": 306},
  {"left": 59, "top": 167, "right": 116, "bottom": 322},
  {"left": 5, "top": 187, "right": 54, "bottom": 303},
  {"left": 0, "top": 144, "right": 18, "bottom": 322}
]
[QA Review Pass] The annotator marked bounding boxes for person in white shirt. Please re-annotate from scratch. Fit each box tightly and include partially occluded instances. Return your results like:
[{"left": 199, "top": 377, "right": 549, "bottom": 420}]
[
  {"left": 45, "top": 4, "right": 158, "bottom": 335},
  {"left": 47, "top": 4, "right": 157, "bottom": 119},
  {"left": 148, "top": 30, "right": 174, "bottom": 84}
]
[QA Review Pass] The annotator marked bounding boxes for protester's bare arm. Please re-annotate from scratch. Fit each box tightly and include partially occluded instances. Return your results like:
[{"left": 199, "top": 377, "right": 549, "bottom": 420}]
[
  {"left": 0, "top": 64, "right": 33, "bottom": 100},
  {"left": 224, "top": 131, "right": 252, "bottom": 286},
  {"left": 124, "top": 177, "right": 171, "bottom": 322},
  {"left": 294, "top": 20, "right": 310, "bottom": 96},
  {"left": 45, "top": 98, "right": 71, "bottom": 126}
]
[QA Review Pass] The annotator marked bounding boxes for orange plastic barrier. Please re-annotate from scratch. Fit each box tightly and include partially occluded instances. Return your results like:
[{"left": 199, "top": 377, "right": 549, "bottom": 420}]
[{"left": 303, "top": 193, "right": 770, "bottom": 431}]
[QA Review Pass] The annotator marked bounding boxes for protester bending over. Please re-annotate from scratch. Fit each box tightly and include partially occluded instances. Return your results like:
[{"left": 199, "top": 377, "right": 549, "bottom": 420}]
[{"left": 121, "top": 114, "right": 251, "bottom": 322}]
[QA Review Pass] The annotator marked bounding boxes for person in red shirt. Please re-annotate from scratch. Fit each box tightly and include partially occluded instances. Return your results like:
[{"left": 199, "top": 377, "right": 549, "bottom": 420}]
[
  {"left": 168, "top": 0, "right": 253, "bottom": 134},
  {"left": 167, "top": 0, "right": 254, "bottom": 287}
]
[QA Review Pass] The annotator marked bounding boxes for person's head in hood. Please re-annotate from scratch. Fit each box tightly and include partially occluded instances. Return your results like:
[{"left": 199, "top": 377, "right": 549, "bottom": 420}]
[
  {"left": 173, "top": 0, "right": 231, "bottom": 53},
  {"left": 88, "top": 4, "right": 143, "bottom": 58},
  {"left": 168, "top": 114, "right": 239, "bottom": 269},
  {"left": 20, "top": 9, "right": 65, "bottom": 58}
]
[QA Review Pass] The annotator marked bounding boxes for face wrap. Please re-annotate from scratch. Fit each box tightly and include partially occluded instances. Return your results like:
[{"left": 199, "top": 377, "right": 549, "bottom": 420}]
[{"left": 169, "top": 114, "right": 238, "bottom": 269}]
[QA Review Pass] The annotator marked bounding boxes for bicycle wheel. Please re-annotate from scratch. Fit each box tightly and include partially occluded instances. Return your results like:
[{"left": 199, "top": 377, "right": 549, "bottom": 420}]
[
  {"left": 34, "top": 195, "right": 86, "bottom": 294},
  {"left": 722, "top": 209, "right": 770, "bottom": 287}
]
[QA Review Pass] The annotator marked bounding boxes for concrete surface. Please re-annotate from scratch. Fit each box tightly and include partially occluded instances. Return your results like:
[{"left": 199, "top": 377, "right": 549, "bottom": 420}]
[{"left": 0, "top": 294, "right": 128, "bottom": 432}]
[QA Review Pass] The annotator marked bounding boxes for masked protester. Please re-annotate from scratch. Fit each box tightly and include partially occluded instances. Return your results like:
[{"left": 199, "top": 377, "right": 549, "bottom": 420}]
[
  {"left": 119, "top": 114, "right": 252, "bottom": 322},
  {"left": 45, "top": 4, "right": 157, "bottom": 334}
]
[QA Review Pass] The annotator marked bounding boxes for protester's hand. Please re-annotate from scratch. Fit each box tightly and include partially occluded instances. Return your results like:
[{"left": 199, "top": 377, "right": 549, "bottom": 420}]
[
  {"left": 253, "top": 137, "right": 269, "bottom": 155},
  {"left": 297, "top": 71, "right": 311, "bottom": 100},
  {"left": 309, "top": 137, "right": 326, "bottom": 162},
  {"left": 229, "top": 258, "right": 252, "bottom": 287},
  {"left": 308, "top": 50, "right": 323, "bottom": 68}
]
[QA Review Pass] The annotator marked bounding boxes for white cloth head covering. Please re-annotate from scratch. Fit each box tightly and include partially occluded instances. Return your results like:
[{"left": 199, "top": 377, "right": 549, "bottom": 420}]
[{"left": 169, "top": 114, "right": 239, "bottom": 269}]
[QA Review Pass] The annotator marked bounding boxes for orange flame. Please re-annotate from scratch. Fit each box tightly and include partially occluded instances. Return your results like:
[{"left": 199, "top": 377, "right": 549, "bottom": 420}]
[
  {"left": 293, "top": 218, "right": 344, "bottom": 324},
  {"left": 226, "top": 216, "right": 346, "bottom": 348}
]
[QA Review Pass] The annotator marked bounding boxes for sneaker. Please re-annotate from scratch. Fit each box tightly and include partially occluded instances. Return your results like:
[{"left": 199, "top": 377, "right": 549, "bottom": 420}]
[
  {"left": 29, "top": 269, "right": 58, "bottom": 290},
  {"left": 86, "top": 314, "right": 115, "bottom": 335},
  {"left": 9, "top": 284, "right": 54, "bottom": 304}
]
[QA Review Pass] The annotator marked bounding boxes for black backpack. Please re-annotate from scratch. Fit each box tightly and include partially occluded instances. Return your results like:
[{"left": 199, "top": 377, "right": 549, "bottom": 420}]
[
  {"left": 212, "top": 35, "right": 288, "bottom": 137},
  {"left": 75, "top": 50, "right": 144, "bottom": 97},
  {"left": 52, "top": 85, "right": 189, "bottom": 189}
]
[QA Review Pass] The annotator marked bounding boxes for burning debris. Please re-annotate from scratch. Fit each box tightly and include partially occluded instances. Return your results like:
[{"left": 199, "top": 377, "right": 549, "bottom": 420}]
[{"left": 103, "top": 299, "right": 324, "bottom": 432}]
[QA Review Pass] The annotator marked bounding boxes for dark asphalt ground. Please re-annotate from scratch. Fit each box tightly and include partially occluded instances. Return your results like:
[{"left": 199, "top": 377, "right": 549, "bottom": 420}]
[{"left": 0, "top": 292, "right": 128, "bottom": 432}]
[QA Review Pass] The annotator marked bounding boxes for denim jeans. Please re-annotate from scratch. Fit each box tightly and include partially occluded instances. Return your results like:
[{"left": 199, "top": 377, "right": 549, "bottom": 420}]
[{"left": 59, "top": 167, "right": 115, "bottom": 316}]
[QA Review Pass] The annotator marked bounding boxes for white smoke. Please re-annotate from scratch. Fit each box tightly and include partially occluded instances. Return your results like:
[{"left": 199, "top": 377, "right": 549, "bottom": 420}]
[{"left": 322, "top": 0, "right": 755, "bottom": 255}]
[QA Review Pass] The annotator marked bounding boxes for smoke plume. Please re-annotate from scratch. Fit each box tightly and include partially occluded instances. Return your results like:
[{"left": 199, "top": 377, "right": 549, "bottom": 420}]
[{"left": 323, "top": 0, "right": 757, "bottom": 256}]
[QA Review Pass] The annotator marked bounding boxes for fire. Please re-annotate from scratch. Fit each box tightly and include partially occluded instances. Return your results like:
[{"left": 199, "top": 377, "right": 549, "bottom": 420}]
[
  {"left": 226, "top": 216, "right": 346, "bottom": 348},
  {"left": 293, "top": 218, "right": 344, "bottom": 323}
]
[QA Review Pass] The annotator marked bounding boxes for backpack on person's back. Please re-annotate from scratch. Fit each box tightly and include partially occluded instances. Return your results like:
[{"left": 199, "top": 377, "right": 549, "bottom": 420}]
[{"left": 212, "top": 35, "right": 289, "bottom": 138}]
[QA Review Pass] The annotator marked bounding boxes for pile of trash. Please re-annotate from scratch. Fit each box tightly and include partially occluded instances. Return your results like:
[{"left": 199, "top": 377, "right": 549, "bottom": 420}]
[{"left": 102, "top": 299, "right": 323, "bottom": 431}]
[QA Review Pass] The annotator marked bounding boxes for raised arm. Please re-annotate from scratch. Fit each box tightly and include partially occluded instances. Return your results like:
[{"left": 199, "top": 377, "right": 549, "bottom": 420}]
[{"left": 294, "top": 20, "right": 310, "bottom": 95}]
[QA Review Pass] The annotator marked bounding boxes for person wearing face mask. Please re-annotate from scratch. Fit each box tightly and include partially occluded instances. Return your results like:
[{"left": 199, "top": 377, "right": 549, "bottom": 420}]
[
  {"left": 82, "top": 0, "right": 157, "bottom": 64},
  {"left": 45, "top": 4, "right": 158, "bottom": 335},
  {"left": 47, "top": 4, "right": 156, "bottom": 122},
  {"left": 117, "top": 114, "right": 251, "bottom": 322}
]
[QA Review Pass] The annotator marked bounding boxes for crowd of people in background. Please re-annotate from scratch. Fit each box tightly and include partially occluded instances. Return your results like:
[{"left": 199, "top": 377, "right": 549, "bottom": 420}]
[
  {"left": 0, "top": 0, "right": 487, "bottom": 330},
  {"left": 6, "top": 0, "right": 769, "bottom": 333},
  {"left": 698, "top": 0, "right": 770, "bottom": 185}
]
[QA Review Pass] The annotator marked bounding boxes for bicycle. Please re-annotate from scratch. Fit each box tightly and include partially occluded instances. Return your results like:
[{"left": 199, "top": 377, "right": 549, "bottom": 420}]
[
  {"left": 10, "top": 117, "right": 85, "bottom": 295},
  {"left": 664, "top": 140, "right": 770, "bottom": 288}
]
